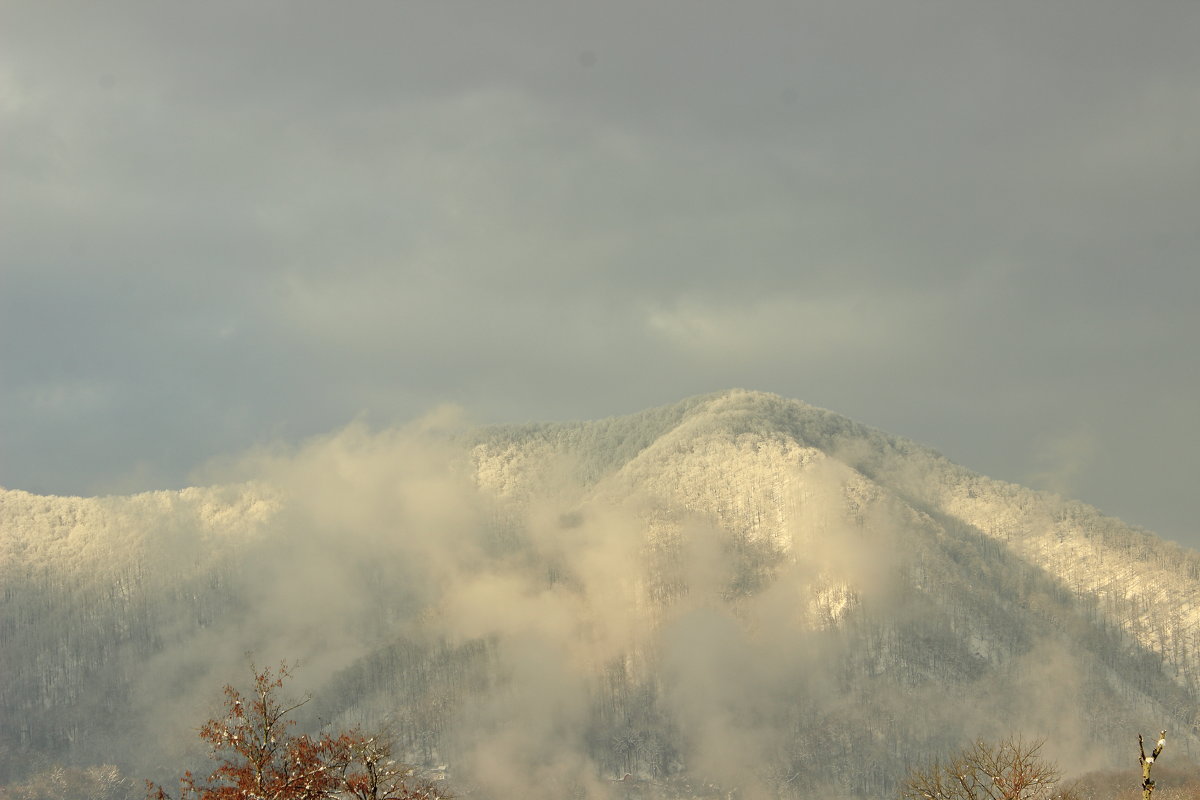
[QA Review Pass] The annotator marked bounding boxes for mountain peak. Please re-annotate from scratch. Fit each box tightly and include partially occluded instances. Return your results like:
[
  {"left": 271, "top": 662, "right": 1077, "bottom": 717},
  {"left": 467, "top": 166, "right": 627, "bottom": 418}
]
[{"left": 2, "top": 393, "right": 1196, "bottom": 799}]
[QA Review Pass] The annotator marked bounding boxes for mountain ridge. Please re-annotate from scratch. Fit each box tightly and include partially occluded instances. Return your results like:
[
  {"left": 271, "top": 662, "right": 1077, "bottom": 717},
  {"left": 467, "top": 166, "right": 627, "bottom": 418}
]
[{"left": 2, "top": 390, "right": 1196, "bottom": 799}]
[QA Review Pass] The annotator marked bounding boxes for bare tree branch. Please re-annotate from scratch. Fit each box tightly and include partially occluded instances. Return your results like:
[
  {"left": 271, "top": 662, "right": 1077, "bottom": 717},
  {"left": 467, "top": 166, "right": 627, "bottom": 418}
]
[
  {"left": 901, "top": 737, "right": 1078, "bottom": 800},
  {"left": 1139, "top": 731, "right": 1166, "bottom": 800}
]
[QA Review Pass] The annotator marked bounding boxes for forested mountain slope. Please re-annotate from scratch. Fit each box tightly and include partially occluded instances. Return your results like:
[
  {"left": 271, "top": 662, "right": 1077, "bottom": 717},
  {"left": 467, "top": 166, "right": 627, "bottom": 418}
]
[{"left": 2, "top": 390, "right": 1196, "bottom": 799}]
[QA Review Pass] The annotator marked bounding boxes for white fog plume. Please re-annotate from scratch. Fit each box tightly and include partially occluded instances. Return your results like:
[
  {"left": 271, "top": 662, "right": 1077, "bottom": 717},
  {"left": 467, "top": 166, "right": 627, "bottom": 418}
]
[{"left": 1, "top": 391, "right": 1196, "bottom": 799}]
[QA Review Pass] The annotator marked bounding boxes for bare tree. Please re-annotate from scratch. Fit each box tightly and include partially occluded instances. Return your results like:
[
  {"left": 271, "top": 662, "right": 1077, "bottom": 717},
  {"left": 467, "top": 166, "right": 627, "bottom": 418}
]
[
  {"left": 1138, "top": 731, "right": 1165, "bottom": 800},
  {"left": 2, "top": 764, "right": 131, "bottom": 800},
  {"left": 901, "top": 737, "right": 1079, "bottom": 800},
  {"left": 148, "top": 664, "right": 449, "bottom": 800}
]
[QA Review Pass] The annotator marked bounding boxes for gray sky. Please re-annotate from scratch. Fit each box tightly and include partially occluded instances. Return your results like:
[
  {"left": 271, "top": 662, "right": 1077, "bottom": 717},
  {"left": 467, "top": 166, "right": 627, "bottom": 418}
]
[{"left": 3, "top": 1, "right": 1198, "bottom": 546}]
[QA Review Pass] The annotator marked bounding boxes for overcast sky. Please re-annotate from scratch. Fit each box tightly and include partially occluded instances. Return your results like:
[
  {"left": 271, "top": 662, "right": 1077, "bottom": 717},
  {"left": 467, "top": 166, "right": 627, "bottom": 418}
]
[{"left": 3, "top": 1, "right": 1198, "bottom": 546}]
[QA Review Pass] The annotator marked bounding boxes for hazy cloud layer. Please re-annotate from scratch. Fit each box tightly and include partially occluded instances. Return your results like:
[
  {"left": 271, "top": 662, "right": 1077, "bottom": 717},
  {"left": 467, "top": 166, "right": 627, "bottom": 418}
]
[{"left": 2, "top": 1, "right": 1198, "bottom": 545}]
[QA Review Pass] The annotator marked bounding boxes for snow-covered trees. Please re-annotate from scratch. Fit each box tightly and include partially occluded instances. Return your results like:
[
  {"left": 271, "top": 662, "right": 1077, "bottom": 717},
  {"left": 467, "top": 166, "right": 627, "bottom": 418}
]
[
  {"left": 900, "top": 738, "right": 1079, "bottom": 800},
  {"left": 149, "top": 665, "right": 447, "bottom": 800},
  {"left": 1139, "top": 732, "right": 1165, "bottom": 800},
  {"left": 0, "top": 764, "right": 132, "bottom": 800}
]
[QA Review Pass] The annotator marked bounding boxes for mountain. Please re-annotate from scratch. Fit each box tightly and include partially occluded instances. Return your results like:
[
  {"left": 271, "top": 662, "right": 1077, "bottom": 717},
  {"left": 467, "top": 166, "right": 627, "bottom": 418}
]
[{"left": 2, "top": 390, "right": 1197, "bottom": 799}]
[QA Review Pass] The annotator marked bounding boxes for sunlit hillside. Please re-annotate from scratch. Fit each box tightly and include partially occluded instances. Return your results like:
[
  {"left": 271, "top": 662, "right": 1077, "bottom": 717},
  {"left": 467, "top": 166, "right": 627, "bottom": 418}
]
[{"left": 2, "top": 391, "right": 1196, "bottom": 799}]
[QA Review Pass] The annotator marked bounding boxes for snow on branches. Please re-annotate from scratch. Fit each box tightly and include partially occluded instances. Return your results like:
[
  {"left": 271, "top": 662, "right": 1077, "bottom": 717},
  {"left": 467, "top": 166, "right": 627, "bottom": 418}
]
[
  {"left": 147, "top": 664, "right": 447, "bottom": 800},
  {"left": 1139, "top": 731, "right": 1166, "bottom": 800}
]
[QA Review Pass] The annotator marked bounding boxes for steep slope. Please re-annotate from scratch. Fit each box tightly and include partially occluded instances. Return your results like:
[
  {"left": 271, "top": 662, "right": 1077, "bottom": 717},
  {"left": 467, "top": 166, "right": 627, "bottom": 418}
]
[
  {"left": 467, "top": 391, "right": 1200, "bottom": 792},
  {"left": 1, "top": 390, "right": 1196, "bottom": 799}
]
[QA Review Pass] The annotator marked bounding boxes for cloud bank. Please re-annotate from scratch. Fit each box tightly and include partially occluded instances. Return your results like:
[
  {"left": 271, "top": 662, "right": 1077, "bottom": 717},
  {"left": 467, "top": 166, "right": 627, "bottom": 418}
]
[{"left": 2, "top": 1, "right": 1199, "bottom": 549}]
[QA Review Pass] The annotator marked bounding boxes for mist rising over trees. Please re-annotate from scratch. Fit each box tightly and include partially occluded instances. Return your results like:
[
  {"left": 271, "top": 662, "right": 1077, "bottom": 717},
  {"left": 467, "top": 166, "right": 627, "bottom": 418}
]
[{"left": 1, "top": 391, "right": 1196, "bottom": 798}]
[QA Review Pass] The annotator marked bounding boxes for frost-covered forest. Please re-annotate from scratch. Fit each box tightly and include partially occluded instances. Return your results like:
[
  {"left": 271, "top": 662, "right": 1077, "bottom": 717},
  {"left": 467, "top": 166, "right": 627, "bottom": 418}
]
[{"left": 2, "top": 391, "right": 1198, "bottom": 799}]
